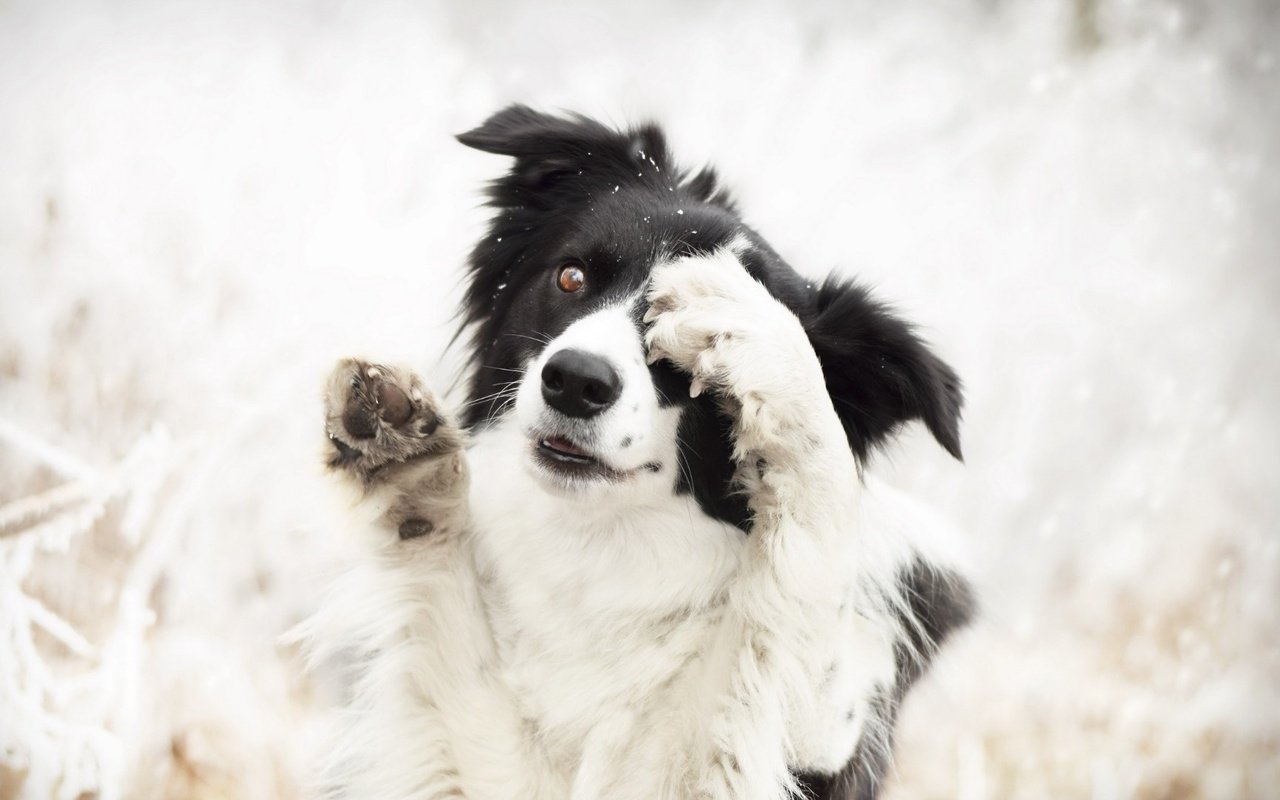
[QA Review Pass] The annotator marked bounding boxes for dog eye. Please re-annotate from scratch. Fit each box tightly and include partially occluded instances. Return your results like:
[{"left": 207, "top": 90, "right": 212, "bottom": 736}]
[{"left": 556, "top": 262, "right": 587, "bottom": 293}]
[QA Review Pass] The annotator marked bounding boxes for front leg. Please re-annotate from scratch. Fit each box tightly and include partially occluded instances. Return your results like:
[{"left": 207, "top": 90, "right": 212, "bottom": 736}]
[
  {"left": 644, "top": 249, "right": 859, "bottom": 799},
  {"left": 644, "top": 250, "right": 858, "bottom": 529},
  {"left": 319, "top": 361, "right": 559, "bottom": 799},
  {"left": 317, "top": 360, "right": 487, "bottom": 798}
]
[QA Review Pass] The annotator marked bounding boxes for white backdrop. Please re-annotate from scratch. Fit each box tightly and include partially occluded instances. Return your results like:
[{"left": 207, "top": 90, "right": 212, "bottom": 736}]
[{"left": 2, "top": 1, "right": 1277, "bottom": 798}]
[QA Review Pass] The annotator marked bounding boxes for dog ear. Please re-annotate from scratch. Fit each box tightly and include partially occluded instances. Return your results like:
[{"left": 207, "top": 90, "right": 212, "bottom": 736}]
[
  {"left": 805, "top": 277, "right": 963, "bottom": 462},
  {"left": 456, "top": 104, "right": 582, "bottom": 157},
  {"left": 457, "top": 104, "right": 671, "bottom": 205}
]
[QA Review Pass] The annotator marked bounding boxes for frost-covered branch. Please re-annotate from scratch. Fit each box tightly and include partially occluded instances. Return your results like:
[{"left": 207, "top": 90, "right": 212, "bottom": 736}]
[{"left": 0, "top": 423, "right": 175, "bottom": 800}]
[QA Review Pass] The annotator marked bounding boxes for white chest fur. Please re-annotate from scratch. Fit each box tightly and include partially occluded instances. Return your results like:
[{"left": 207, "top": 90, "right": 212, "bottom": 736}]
[
  {"left": 462, "top": 422, "right": 915, "bottom": 784},
  {"left": 467, "top": 423, "right": 744, "bottom": 762}
]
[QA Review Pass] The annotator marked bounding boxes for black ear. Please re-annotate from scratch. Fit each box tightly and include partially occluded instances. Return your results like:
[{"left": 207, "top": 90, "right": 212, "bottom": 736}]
[
  {"left": 805, "top": 277, "right": 963, "bottom": 462},
  {"left": 456, "top": 104, "right": 586, "bottom": 156},
  {"left": 456, "top": 104, "right": 671, "bottom": 205}
]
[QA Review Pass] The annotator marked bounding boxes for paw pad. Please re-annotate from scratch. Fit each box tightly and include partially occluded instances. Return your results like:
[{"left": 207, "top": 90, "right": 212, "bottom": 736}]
[
  {"left": 375, "top": 380, "right": 413, "bottom": 426},
  {"left": 398, "top": 518, "right": 434, "bottom": 540}
]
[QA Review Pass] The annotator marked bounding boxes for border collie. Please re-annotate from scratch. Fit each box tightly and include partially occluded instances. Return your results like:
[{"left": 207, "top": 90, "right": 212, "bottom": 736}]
[{"left": 309, "top": 106, "right": 974, "bottom": 800}]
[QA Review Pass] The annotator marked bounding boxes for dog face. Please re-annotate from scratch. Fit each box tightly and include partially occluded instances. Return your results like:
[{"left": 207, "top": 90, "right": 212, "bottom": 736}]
[{"left": 456, "top": 106, "right": 963, "bottom": 529}]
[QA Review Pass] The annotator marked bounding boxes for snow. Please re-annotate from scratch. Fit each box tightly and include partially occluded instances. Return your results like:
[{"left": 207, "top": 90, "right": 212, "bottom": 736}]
[{"left": 1, "top": 0, "right": 1277, "bottom": 797}]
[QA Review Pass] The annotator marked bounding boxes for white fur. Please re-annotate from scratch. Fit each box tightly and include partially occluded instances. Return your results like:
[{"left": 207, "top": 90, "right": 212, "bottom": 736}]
[{"left": 306, "top": 248, "right": 965, "bottom": 799}]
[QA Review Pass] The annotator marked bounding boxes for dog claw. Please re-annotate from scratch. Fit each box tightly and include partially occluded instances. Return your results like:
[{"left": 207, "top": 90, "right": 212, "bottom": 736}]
[{"left": 689, "top": 378, "right": 706, "bottom": 398}]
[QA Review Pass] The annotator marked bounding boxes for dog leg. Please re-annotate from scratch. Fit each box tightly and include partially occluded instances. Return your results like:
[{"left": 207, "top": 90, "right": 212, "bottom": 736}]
[
  {"left": 315, "top": 358, "right": 482, "bottom": 798},
  {"left": 321, "top": 360, "right": 563, "bottom": 800},
  {"left": 644, "top": 250, "right": 862, "bottom": 799}
]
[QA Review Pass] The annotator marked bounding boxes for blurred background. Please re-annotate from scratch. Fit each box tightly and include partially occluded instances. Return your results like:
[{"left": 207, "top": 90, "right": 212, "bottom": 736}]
[{"left": 1, "top": 0, "right": 1277, "bottom": 798}]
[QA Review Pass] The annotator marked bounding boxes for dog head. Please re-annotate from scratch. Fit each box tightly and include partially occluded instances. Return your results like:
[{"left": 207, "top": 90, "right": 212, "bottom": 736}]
[{"left": 455, "top": 106, "right": 962, "bottom": 529}]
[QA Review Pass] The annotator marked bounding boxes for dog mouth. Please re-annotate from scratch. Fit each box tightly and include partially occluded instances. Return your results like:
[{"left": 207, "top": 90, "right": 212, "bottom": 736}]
[
  {"left": 532, "top": 434, "right": 626, "bottom": 483},
  {"left": 538, "top": 435, "right": 597, "bottom": 464}
]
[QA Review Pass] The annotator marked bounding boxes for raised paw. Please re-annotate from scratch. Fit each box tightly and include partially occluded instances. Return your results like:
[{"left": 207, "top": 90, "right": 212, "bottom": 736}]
[
  {"left": 643, "top": 248, "right": 820, "bottom": 405},
  {"left": 323, "top": 358, "right": 459, "bottom": 477},
  {"left": 645, "top": 249, "right": 857, "bottom": 531}
]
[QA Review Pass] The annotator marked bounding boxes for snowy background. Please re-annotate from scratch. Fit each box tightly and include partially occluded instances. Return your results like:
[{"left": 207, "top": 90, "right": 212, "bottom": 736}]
[{"left": 1, "top": 0, "right": 1277, "bottom": 798}]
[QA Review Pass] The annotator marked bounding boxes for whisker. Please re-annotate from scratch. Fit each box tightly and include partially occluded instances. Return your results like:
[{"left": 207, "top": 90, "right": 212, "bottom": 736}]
[
  {"left": 493, "top": 392, "right": 520, "bottom": 418},
  {"left": 480, "top": 364, "right": 527, "bottom": 376},
  {"left": 473, "top": 378, "right": 523, "bottom": 393},
  {"left": 461, "top": 393, "right": 519, "bottom": 419},
  {"left": 462, "top": 388, "right": 519, "bottom": 410},
  {"left": 672, "top": 426, "right": 700, "bottom": 536},
  {"left": 502, "top": 331, "right": 554, "bottom": 346},
  {"left": 460, "top": 381, "right": 522, "bottom": 411},
  {"left": 470, "top": 382, "right": 522, "bottom": 420}
]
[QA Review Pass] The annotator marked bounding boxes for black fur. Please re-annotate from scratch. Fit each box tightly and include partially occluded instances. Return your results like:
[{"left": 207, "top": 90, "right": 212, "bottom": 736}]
[
  {"left": 893, "top": 559, "right": 977, "bottom": 689},
  {"left": 454, "top": 106, "right": 970, "bottom": 798},
  {"left": 807, "top": 279, "right": 963, "bottom": 462}
]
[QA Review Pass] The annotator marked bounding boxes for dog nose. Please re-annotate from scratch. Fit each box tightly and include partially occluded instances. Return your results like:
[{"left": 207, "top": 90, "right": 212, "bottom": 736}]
[{"left": 541, "top": 349, "right": 622, "bottom": 418}]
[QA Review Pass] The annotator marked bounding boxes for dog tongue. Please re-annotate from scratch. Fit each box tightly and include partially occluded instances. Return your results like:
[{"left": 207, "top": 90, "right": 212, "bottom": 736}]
[{"left": 547, "top": 436, "right": 590, "bottom": 457}]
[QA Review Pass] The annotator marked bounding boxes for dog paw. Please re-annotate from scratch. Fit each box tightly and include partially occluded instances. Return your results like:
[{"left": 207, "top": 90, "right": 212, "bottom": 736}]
[
  {"left": 323, "top": 358, "right": 457, "bottom": 475},
  {"left": 644, "top": 249, "right": 821, "bottom": 407}
]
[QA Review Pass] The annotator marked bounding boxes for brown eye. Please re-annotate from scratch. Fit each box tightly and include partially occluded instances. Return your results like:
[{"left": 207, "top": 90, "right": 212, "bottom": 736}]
[{"left": 557, "top": 262, "right": 586, "bottom": 293}]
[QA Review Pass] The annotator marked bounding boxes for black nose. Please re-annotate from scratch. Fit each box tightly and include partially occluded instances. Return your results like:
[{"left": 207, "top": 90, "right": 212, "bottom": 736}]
[{"left": 541, "top": 349, "right": 622, "bottom": 418}]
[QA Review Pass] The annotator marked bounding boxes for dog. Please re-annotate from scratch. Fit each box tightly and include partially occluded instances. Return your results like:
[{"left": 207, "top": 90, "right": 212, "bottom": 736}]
[{"left": 309, "top": 105, "right": 974, "bottom": 800}]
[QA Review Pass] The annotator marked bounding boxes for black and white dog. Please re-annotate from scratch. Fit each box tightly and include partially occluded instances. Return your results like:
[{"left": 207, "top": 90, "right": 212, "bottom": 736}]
[{"left": 311, "top": 106, "right": 974, "bottom": 800}]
